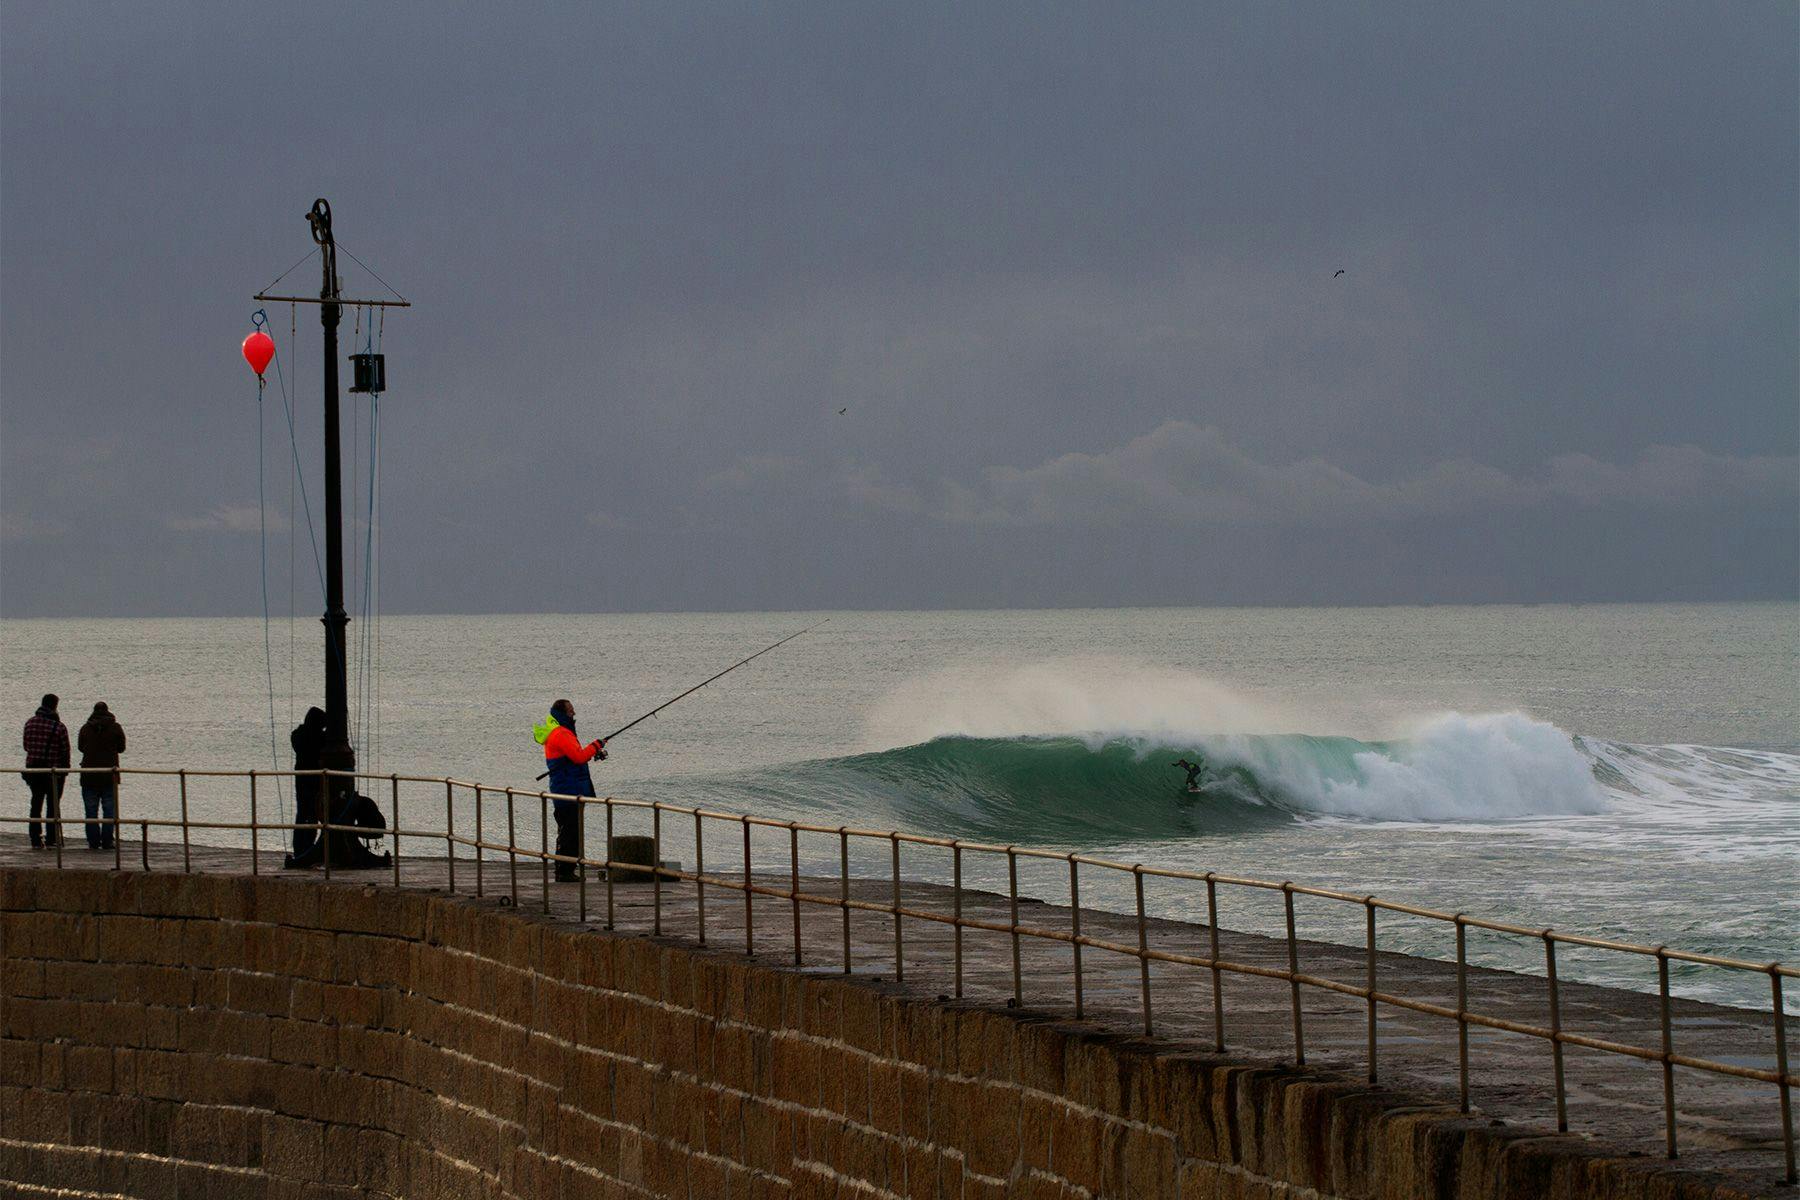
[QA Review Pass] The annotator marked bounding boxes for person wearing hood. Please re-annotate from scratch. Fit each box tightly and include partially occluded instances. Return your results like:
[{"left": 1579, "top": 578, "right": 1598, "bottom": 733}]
[
  {"left": 77, "top": 702, "right": 126, "bottom": 851},
  {"left": 289, "top": 707, "right": 328, "bottom": 857},
  {"left": 21, "top": 693, "right": 69, "bottom": 849},
  {"left": 534, "top": 699, "right": 606, "bottom": 882}
]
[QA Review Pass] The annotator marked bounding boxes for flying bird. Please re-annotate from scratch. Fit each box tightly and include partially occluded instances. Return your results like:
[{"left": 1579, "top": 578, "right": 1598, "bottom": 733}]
[
  {"left": 1333, "top": 269, "right": 1346, "bottom": 278},
  {"left": 837, "top": 407, "right": 848, "bottom": 415}
]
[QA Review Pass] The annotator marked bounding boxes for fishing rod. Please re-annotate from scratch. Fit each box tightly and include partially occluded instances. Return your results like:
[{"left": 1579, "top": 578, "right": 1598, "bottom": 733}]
[{"left": 535, "top": 620, "right": 827, "bottom": 779}]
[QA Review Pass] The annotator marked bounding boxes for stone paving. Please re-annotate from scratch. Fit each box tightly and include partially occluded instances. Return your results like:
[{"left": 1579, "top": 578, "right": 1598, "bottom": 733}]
[{"left": 2, "top": 831, "right": 1792, "bottom": 1194}]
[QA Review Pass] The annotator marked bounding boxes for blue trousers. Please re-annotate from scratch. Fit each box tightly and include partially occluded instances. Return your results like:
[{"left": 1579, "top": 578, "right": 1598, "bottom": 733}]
[{"left": 81, "top": 779, "right": 117, "bottom": 850}]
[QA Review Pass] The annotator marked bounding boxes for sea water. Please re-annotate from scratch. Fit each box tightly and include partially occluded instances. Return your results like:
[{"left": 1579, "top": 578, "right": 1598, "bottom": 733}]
[{"left": 2, "top": 604, "right": 1794, "bottom": 1008}]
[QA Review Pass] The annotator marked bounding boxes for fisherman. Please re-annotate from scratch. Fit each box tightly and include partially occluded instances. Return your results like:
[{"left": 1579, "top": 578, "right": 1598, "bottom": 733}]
[
  {"left": 1172, "top": 758, "right": 1204, "bottom": 792},
  {"left": 289, "top": 707, "right": 328, "bottom": 857},
  {"left": 535, "top": 699, "right": 607, "bottom": 881},
  {"left": 21, "top": 694, "right": 69, "bottom": 849},
  {"left": 77, "top": 702, "right": 126, "bottom": 851}
]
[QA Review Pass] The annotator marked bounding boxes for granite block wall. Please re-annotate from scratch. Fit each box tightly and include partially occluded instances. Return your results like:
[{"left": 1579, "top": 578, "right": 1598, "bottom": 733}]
[{"left": 0, "top": 869, "right": 1745, "bottom": 1199}]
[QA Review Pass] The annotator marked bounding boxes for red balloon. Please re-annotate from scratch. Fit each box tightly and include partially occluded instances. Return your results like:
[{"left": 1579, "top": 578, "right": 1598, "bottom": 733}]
[{"left": 242, "top": 330, "right": 275, "bottom": 377}]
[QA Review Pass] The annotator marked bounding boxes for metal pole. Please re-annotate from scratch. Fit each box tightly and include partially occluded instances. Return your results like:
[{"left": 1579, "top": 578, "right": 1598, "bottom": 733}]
[
  {"left": 320, "top": 771, "right": 331, "bottom": 880},
  {"left": 1456, "top": 916, "right": 1469, "bottom": 1112},
  {"left": 179, "top": 769, "right": 191, "bottom": 873},
  {"left": 249, "top": 771, "right": 260, "bottom": 875},
  {"left": 604, "top": 799, "right": 614, "bottom": 929},
  {"left": 652, "top": 804, "right": 662, "bottom": 937},
  {"left": 694, "top": 810, "right": 706, "bottom": 945},
  {"left": 506, "top": 788, "right": 518, "bottom": 908},
  {"left": 391, "top": 774, "right": 401, "bottom": 890},
  {"left": 891, "top": 833, "right": 904, "bottom": 984},
  {"left": 308, "top": 200, "right": 355, "bottom": 792},
  {"left": 1207, "top": 874, "right": 1224, "bottom": 1051},
  {"left": 576, "top": 803, "right": 587, "bottom": 923},
  {"left": 540, "top": 793, "right": 550, "bottom": 913},
  {"left": 1545, "top": 934, "right": 1567, "bottom": 1131},
  {"left": 952, "top": 843, "right": 964, "bottom": 999},
  {"left": 840, "top": 829, "right": 852, "bottom": 974},
  {"left": 139, "top": 820, "right": 149, "bottom": 871},
  {"left": 1069, "top": 855, "right": 1084, "bottom": 1020},
  {"left": 742, "top": 815, "right": 753, "bottom": 955},
  {"left": 1284, "top": 883, "right": 1302, "bottom": 1065},
  {"left": 52, "top": 771, "right": 63, "bottom": 870},
  {"left": 473, "top": 786, "right": 482, "bottom": 897},
  {"left": 1773, "top": 968, "right": 1794, "bottom": 1185},
  {"left": 1135, "top": 866, "right": 1152, "bottom": 1036},
  {"left": 1007, "top": 848, "right": 1022, "bottom": 1005},
  {"left": 1658, "top": 949, "right": 1677, "bottom": 1159},
  {"left": 444, "top": 781, "right": 456, "bottom": 894},
  {"left": 113, "top": 767, "right": 122, "bottom": 873},
  {"left": 789, "top": 824, "right": 802, "bottom": 966},
  {"left": 1365, "top": 899, "right": 1377, "bottom": 1082}
]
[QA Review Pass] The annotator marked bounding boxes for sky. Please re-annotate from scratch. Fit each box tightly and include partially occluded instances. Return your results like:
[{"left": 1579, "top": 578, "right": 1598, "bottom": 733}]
[{"left": 1, "top": 2, "right": 1795, "bottom": 616}]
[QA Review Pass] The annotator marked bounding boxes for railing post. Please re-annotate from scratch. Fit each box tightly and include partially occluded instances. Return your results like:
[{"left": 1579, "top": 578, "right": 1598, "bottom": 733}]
[
  {"left": 1283, "top": 883, "right": 1302, "bottom": 1064},
  {"left": 52, "top": 771, "right": 63, "bottom": 870},
  {"left": 1206, "top": 873, "right": 1224, "bottom": 1051},
  {"left": 604, "top": 798, "right": 614, "bottom": 930},
  {"left": 839, "top": 828, "right": 852, "bottom": 974},
  {"left": 320, "top": 771, "right": 331, "bottom": 880},
  {"left": 249, "top": 771, "right": 260, "bottom": 875},
  {"left": 577, "top": 802, "right": 587, "bottom": 924},
  {"left": 1772, "top": 966, "right": 1794, "bottom": 1186},
  {"left": 952, "top": 842, "right": 964, "bottom": 999},
  {"left": 891, "top": 833, "right": 904, "bottom": 984},
  {"left": 139, "top": 820, "right": 149, "bottom": 871},
  {"left": 444, "top": 781, "right": 456, "bottom": 894},
  {"left": 1455, "top": 915, "right": 1469, "bottom": 1112},
  {"left": 113, "top": 767, "right": 123, "bottom": 873},
  {"left": 1068, "top": 855, "right": 1084, "bottom": 1020},
  {"left": 742, "top": 815, "right": 753, "bottom": 955},
  {"left": 694, "top": 809, "right": 706, "bottom": 946},
  {"left": 179, "top": 769, "right": 191, "bottom": 874},
  {"left": 1365, "top": 898, "right": 1377, "bottom": 1082},
  {"left": 1007, "top": 847, "right": 1022, "bottom": 1005},
  {"left": 1135, "top": 865, "right": 1152, "bottom": 1036},
  {"left": 1545, "top": 932, "right": 1568, "bottom": 1131},
  {"left": 1658, "top": 948, "right": 1677, "bottom": 1159},
  {"left": 472, "top": 785, "right": 482, "bottom": 896},
  {"left": 789, "top": 823, "right": 802, "bottom": 966},
  {"left": 540, "top": 793, "right": 551, "bottom": 913},
  {"left": 506, "top": 788, "right": 518, "bottom": 907},
  {"left": 652, "top": 804, "right": 663, "bottom": 937},
  {"left": 391, "top": 774, "right": 401, "bottom": 890}
]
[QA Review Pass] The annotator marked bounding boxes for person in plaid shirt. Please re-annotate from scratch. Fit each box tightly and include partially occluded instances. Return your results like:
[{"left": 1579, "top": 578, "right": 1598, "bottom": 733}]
[{"left": 22, "top": 693, "right": 70, "bottom": 849}]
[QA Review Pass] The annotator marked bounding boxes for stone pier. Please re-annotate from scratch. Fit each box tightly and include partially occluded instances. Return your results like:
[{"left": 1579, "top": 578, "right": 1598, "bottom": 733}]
[{"left": 0, "top": 837, "right": 1790, "bottom": 1198}]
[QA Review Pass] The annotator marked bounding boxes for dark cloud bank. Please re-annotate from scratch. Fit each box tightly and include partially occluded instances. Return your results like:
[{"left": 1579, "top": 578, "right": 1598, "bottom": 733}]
[{"left": 1, "top": 3, "right": 1794, "bottom": 616}]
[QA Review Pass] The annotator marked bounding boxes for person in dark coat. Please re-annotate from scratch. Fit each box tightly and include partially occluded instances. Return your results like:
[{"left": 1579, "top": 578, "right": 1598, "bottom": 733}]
[
  {"left": 22, "top": 694, "right": 69, "bottom": 849},
  {"left": 289, "top": 707, "right": 328, "bottom": 857},
  {"left": 77, "top": 702, "right": 126, "bottom": 851}
]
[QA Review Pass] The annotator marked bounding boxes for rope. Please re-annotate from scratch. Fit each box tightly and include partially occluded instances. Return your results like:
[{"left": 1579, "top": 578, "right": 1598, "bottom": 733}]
[
  {"left": 258, "top": 246, "right": 320, "bottom": 297},
  {"left": 333, "top": 238, "right": 409, "bottom": 303},
  {"left": 268, "top": 314, "right": 326, "bottom": 596},
  {"left": 256, "top": 369, "right": 284, "bottom": 805}
]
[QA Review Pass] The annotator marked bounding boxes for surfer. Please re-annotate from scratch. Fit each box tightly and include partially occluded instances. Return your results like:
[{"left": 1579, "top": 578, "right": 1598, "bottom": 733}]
[
  {"left": 535, "top": 699, "right": 607, "bottom": 881},
  {"left": 1172, "top": 758, "right": 1203, "bottom": 793}
]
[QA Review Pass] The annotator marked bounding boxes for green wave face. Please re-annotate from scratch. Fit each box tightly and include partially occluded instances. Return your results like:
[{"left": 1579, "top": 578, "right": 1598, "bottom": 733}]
[
  {"left": 713, "top": 734, "right": 1375, "bottom": 843},
  {"left": 655, "top": 713, "right": 1617, "bottom": 843}
]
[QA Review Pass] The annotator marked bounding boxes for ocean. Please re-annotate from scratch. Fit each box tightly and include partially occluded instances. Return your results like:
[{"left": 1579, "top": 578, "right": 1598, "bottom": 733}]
[{"left": 3, "top": 603, "right": 1795, "bottom": 1009}]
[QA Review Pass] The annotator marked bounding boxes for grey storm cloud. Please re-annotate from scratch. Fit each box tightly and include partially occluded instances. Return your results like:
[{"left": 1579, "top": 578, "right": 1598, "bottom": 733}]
[
  {"left": 0, "top": 2, "right": 1793, "bottom": 614},
  {"left": 851, "top": 423, "right": 1799, "bottom": 530}
]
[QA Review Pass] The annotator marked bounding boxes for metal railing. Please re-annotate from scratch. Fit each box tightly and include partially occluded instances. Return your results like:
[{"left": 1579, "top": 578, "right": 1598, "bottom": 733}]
[{"left": 7, "top": 764, "right": 1795, "bottom": 1182}]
